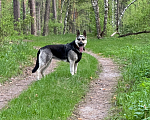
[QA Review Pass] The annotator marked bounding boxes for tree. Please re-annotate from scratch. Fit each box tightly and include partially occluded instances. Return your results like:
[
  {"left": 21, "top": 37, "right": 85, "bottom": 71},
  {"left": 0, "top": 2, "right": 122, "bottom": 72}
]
[
  {"left": 0, "top": 0, "right": 1, "bottom": 15},
  {"left": 36, "top": 1, "right": 41, "bottom": 35},
  {"left": 63, "top": 0, "right": 70, "bottom": 34},
  {"left": 13, "top": 0, "right": 20, "bottom": 31},
  {"left": 52, "top": 0, "right": 57, "bottom": 34},
  {"left": 42, "top": 0, "right": 50, "bottom": 36},
  {"left": 102, "top": 0, "right": 108, "bottom": 36},
  {"left": 91, "top": 0, "right": 102, "bottom": 39},
  {"left": 29, "top": 0, "right": 37, "bottom": 35},
  {"left": 22, "top": 0, "right": 26, "bottom": 34}
]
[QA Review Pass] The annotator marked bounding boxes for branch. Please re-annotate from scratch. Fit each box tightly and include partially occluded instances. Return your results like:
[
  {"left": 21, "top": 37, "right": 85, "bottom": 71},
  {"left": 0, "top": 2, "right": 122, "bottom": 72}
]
[
  {"left": 118, "top": 30, "right": 150, "bottom": 37},
  {"left": 111, "top": 31, "right": 120, "bottom": 37}
]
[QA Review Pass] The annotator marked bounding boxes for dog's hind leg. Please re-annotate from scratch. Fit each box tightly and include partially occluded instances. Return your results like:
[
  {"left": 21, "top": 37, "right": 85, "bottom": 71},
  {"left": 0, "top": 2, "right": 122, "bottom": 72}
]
[{"left": 37, "top": 49, "right": 53, "bottom": 80}]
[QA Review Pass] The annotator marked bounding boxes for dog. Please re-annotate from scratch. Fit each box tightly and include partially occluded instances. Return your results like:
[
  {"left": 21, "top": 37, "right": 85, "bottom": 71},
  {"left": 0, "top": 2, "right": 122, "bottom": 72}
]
[{"left": 32, "top": 30, "right": 87, "bottom": 80}]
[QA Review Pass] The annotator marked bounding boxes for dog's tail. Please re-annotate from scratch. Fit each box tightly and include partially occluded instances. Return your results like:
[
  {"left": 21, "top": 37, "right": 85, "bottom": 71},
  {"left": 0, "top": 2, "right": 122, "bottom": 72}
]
[{"left": 32, "top": 50, "right": 40, "bottom": 73}]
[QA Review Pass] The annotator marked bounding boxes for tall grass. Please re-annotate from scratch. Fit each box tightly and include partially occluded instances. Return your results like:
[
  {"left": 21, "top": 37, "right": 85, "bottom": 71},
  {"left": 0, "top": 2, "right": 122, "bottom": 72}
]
[{"left": 0, "top": 41, "right": 35, "bottom": 83}]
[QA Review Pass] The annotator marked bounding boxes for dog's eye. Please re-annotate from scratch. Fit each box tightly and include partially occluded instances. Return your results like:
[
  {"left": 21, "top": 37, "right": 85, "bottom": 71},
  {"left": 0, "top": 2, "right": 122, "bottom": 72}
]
[
  {"left": 82, "top": 38, "right": 85, "bottom": 40},
  {"left": 77, "top": 38, "right": 80, "bottom": 40}
]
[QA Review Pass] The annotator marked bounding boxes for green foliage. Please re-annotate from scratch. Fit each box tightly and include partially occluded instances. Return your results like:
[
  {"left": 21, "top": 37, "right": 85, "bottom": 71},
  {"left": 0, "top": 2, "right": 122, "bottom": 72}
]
[{"left": 121, "top": 0, "right": 150, "bottom": 34}]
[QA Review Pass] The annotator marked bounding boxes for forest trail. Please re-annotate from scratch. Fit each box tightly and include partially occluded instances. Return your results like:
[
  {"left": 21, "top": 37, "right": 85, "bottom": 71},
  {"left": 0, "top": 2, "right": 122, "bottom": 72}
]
[
  {"left": 70, "top": 51, "right": 121, "bottom": 120},
  {"left": 0, "top": 59, "right": 58, "bottom": 109},
  {"left": 0, "top": 51, "right": 120, "bottom": 120}
]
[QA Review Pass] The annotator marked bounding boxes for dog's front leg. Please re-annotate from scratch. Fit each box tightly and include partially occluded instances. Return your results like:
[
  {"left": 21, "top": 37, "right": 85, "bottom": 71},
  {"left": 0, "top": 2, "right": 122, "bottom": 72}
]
[
  {"left": 70, "top": 61, "right": 75, "bottom": 75},
  {"left": 74, "top": 63, "right": 78, "bottom": 74}
]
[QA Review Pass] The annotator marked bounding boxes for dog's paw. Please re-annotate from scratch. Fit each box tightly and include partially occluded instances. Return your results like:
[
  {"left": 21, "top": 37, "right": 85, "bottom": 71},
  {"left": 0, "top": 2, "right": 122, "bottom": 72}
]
[{"left": 71, "top": 72, "right": 74, "bottom": 75}]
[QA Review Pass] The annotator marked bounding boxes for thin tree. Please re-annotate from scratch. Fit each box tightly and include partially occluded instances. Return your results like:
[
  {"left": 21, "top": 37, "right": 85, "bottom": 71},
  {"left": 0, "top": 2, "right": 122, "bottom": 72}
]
[
  {"left": 102, "top": 0, "right": 108, "bottom": 36},
  {"left": 42, "top": 0, "right": 50, "bottom": 36},
  {"left": 36, "top": 1, "right": 41, "bottom": 35},
  {"left": 22, "top": 0, "right": 26, "bottom": 34},
  {"left": 91, "top": 0, "right": 101, "bottom": 39},
  {"left": 29, "top": 0, "right": 37, "bottom": 35},
  {"left": 0, "top": 0, "right": 1, "bottom": 16},
  {"left": 63, "top": 0, "right": 70, "bottom": 34},
  {"left": 13, "top": 0, "right": 20, "bottom": 31},
  {"left": 52, "top": 0, "right": 57, "bottom": 34}
]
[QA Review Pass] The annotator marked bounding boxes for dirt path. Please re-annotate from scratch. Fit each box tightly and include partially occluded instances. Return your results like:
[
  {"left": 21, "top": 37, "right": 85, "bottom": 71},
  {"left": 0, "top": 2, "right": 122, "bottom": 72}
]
[
  {"left": 0, "top": 59, "right": 58, "bottom": 109},
  {"left": 70, "top": 51, "right": 120, "bottom": 120},
  {"left": 0, "top": 51, "right": 120, "bottom": 120}
]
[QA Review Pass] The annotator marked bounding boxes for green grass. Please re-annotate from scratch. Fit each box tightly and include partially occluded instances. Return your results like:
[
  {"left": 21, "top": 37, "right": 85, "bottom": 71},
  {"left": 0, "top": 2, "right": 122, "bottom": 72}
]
[
  {"left": 0, "top": 41, "right": 35, "bottom": 83},
  {"left": 87, "top": 34, "right": 150, "bottom": 120},
  {"left": 0, "top": 34, "right": 98, "bottom": 119},
  {"left": 0, "top": 53, "right": 98, "bottom": 120},
  {"left": 1, "top": 33, "right": 150, "bottom": 119}
]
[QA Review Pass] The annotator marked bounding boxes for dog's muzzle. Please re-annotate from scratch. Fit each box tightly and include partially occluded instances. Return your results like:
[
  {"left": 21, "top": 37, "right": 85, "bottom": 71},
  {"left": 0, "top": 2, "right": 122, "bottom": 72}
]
[{"left": 78, "top": 42, "right": 84, "bottom": 53}]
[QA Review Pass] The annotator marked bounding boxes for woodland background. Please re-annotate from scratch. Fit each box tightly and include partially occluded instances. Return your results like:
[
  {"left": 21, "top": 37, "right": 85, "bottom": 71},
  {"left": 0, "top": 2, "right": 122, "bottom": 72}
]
[{"left": 0, "top": 0, "right": 150, "bottom": 40}]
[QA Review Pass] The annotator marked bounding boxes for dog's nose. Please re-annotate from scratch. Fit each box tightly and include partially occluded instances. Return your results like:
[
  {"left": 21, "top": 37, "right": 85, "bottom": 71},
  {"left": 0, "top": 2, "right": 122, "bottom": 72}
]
[{"left": 78, "top": 42, "right": 84, "bottom": 46}]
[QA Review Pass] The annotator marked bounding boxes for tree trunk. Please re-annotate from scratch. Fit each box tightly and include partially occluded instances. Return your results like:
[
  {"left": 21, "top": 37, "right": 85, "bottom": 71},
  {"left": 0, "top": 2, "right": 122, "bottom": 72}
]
[
  {"left": 52, "top": 0, "right": 57, "bottom": 34},
  {"left": 102, "top": 0, "right": 108, "bottom": 36},
  {"left": 91, "top": 0, "right": 101, "bottom": 39},
  {"left": 63, "top": 0, "right": 70, "bottom": 35},
  {"left": 42, "top": 0, "right": 50, "bottom": 36},
  {"left": 115, "top": 0, "right": 119, "bottom": 32},
  {"left": 0, "top": 0, "right": 1, "bottom": 16},
  {"left": 29, "top": 0, "right": 37, "bottom": 35},
  {"left": 22, "top": 0, "right": 26, "bottom": 34},
  {"left": 13, "top": 0, "right": 20, "bottom": 31},
  {"left": 36, "top": 1, "right": 41, "bottom": 35}
]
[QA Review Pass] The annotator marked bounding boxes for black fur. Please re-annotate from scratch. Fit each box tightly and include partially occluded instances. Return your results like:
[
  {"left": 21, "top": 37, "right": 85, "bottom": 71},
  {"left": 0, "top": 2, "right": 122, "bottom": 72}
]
[
  {"left": 32, "top": 50, "right": 40, "bottom": 73},
  {"left": 32, "top": 40, "right": 82, "bottom": 73}
]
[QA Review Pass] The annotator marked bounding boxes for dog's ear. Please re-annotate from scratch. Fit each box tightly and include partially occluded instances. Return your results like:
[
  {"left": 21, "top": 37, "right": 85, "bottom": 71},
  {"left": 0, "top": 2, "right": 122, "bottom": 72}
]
[
  {"left": 83, "top": 30, "right": 86, "bottom": 37},
  {"left": 77, "top": 30, "right": 80, "bottom": 37}
]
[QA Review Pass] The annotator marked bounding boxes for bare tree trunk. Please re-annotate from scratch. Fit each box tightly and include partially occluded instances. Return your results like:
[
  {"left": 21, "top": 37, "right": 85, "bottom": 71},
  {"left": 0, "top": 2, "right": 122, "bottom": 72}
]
[
  {"left": 41, "top": 0, "right": 45, "bottom": 33},
  {"left": 112, "top": 0, "right": 115, "bottom": 29},
  {"left": 0, "top": 0, "right": 1, "bottom": 16},
  {"left": 52, "top": 0, "right": 57, "bottom": 34},
  {"left": 102, "top": 0, "right": 108, "bottom": 36},
  {"left": 63, "top": 0, "right": 70, "bottom": 35},
  {"left": 91, "top": 0, "right": 101, "bottom": 39},
  {"left": 22, "top": 0, "right": 26, "bottom": 34},
  {"left": 36, "top": 1, "right": 41, "bottom": 35},
  {"left": 42, "top": 0, "right": 50, "bottom": 36},
  {"left": 13, "top": 0, "right": 20, "bottom": 31},
  {"left": 115, "top": 0, "right": 119, "bottom": 32},
  {"left": 29, "top": 0, "right": 37, "bottom": 35}
]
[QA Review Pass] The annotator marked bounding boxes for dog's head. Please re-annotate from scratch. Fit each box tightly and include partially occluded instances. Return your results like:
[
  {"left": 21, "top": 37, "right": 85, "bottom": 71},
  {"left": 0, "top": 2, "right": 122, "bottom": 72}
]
[{"left": 75, "top": 30, "right": 87, "bottom": 53}]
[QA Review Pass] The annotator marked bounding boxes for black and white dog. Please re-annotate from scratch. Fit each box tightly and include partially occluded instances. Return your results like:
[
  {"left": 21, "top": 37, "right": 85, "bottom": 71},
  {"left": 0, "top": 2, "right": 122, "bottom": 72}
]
[{"left": 32, "top": 30, "right": 87, "bottom": 80}]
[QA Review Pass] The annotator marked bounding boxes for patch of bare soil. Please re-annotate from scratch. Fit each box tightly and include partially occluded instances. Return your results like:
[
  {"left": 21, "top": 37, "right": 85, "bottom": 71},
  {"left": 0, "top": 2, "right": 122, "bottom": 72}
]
[
  {"left": 0, "top": 59, "right": 58, "bottom": 109},
  {"left": 69, "top": 51, "right": 121, "bottom": 120}
]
